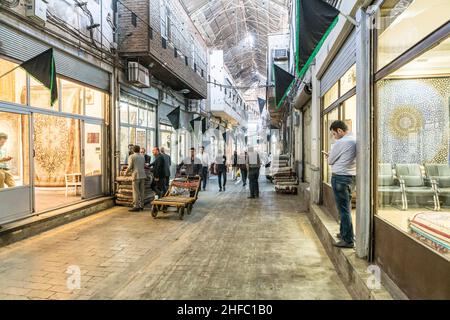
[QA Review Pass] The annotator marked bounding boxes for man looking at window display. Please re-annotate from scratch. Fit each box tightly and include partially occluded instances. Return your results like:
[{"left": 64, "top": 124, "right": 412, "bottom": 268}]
[
  {"left": 0, "top": 132, "right": 15, "bottom": 189},
  {"left": 323, "top": 120, "right": 356, "bottom": 248}
]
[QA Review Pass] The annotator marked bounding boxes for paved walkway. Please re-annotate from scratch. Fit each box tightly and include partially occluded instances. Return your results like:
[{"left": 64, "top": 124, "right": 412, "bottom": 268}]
[{"left": 0, "top": 177, "right": 351, "bottom": 300}]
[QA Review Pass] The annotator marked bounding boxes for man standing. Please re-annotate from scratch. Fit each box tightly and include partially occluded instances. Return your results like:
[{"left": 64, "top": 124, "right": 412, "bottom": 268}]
[
  {"left": 239, "top": 151, "right": 248, "bottom": 187},
  {"left": 232, "top": 150, "right": 238, "bottom": 180},
  {"left": 247, "top": 147, "right": 261, "bottom": 199},
  {"left": 160, "top": 147, "right": 171, "bottom": 192},
  {"left": 178, "top": 147, "right": 202, "bottom": 177},
  {"left": 324, "top": 120, "right": 356, "bottom": 249},
  {"left": 140, "top": 147, "right": 151, "bottom": 166},
  {"left": 0, "top": 133, "right": 15, "bottom": 189},
  {"left": 198, "top": 146, "right": 210, "bottom": 191},
  {"left": 215, "top": 152, "right": 227, "bottom": 192},
  {"left": 151, "top": 147, "right": 166, "bottom": 198},
  {"left": 125, "top": 145, "right": 147, "bottom": 212}
]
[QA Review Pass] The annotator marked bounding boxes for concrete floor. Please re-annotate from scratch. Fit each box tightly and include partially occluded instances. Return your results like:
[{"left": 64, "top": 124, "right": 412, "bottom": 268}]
[{"left": 0, "top": 177, "right": 351, "bottom": 300}]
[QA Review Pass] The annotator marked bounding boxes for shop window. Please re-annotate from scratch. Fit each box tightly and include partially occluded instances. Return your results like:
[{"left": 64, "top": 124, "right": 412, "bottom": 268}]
[
  {"left": 376, "top": 35, "right": 450, "bottom": 258},
  {"left": 323, "top": 82, "right": 339, "bottom": 109},
  {"left": 85, "top": 87, "right": 106, "bottom": 119},
  {"left": 129, "top": 105, "right": 138, "bottom": 126},
  {"left": 84, "top": 123, "right": 102, "bottom": 176},
  {"left": 147, "top": 130, "right": 155, "bottom": 154},
  {"left": 340, "top": 64, "right": 356, "bottom": 96},
  {"left": 377, "top": 0, "right": 450, "bottom": 71},
  {"left": 136, "top": 128, "right": 146, "bottom": 150},
  {"left": 120, "top": 127, "right": 129, "bottom": 164},
  {"left": 30, "top": 76, "right": 57, "bottom": 110},
  {"left": 129, "top": 127, "right": 136, "bottom": 146},
  {"left": 148, "top": 108, "right": 156, "bottom": 127},
  {"left": 343, "top": 95, "right": 357, "bottom": 134},
  {"left": 61, "top": 79, "right": 84, "bottom": 115},
  {"left": 322, "top": 108, "right": 339, "bottom": 184},
  {"left": 120, "top": 101, "right": 128, "bottom": 124},
  {"left": 138, "top": 108, "right": 147, "bottom": 127},
  {"left": 0, "top": 112, "right": 30, "bottom": 190},
  {"left": 0, "top": 58, "right": 27, "bottom": 105}
]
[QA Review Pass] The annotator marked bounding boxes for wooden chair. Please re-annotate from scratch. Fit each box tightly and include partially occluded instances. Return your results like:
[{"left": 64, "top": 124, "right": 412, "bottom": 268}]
[{"left": 65, "top": 173, "right": 82, "bottom": 197}]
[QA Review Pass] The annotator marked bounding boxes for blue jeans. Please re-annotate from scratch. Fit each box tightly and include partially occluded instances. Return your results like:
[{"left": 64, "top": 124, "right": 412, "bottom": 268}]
[{"left": 331, "top": 174, "right": 356, "bottom": 244}]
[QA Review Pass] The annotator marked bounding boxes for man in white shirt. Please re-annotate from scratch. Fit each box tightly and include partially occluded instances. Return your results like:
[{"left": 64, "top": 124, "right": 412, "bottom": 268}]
[
  {"left": 324, "top": 120, "right": 356, "bottom": 248},
  {"left": 198, "top": 146, "right": 210, "bottom": 191}
]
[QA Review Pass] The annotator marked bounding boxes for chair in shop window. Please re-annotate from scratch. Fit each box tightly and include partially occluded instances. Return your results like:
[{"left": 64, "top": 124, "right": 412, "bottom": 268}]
[
  {"left": 65, "top": 173, "right": 82, "bottom": 197},
  {"left": 395, "top": 164, "right": 439, "bottom": 211},
  {"left": 377, "top": 163, "right": 406, "bottom": 210},
  {"left": 424, "top": 164, "right": 450, "bottom": 209}
]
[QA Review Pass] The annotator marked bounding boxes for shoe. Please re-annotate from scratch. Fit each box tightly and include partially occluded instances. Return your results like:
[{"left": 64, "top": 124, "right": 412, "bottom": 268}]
[
  {"left": 219, "top": 188, "right": 222, "bottom": 192},
  {"left": 140, "top": 208, "right": 144, "bottom": 211},
  {"left": 248, "top": 196, "right": 255, "bottom": 199},
  {"left": 243, "top": 183, "right": 246, "bottom": 187},
  {"left": 223, "top": 187, "right": 226, "bottom": 191},
  {"left": 336, "top": 233, "right": 341, "bottom": 239},
  {"left": 129, "top": 208, "right": 140, "bottom": 212},
  {"left": 333, "top": 240, "right": 354, "bottom": 248}
]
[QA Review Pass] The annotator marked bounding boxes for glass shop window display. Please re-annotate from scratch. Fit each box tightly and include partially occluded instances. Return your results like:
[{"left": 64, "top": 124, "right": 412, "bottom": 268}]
[
  {"left": 375, "top": 1, "right": 450, "bottom": 257},
  {"left": 0, "top": 112, "right": 29, "bottom": 190}
]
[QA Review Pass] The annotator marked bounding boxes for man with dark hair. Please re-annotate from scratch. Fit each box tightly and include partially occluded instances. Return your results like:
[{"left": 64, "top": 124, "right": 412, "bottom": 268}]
[
  {"left": 160, "top": 147, "right": 171, "bottom": 192},
  {"left": 151, "top": 146, "right": 166, "bottom": 198},
  {"left": 323, "top": 120, "right": 356, "bottom": 248},
  {"left": 198, "top": 146, "right": 210, "bottom": 191},
  {"left": 125, "top": 145, "right": 146, "bottom": 212},
  {"left": 215, "top": 151, "right": 227, "bottom": 192},
  {"left": 247, "top": 147, "right": 261, "bottom": 198},
  {"left": 140, "top": 147, "right": 151, "bottom": 166},
  {"left": 178, "top": 147, "right": 202, "bottom": 177}
]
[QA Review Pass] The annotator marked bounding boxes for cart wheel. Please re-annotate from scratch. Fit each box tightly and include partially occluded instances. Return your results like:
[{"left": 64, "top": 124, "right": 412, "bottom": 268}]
[
  {"left": 187, "top": 203, "right": 192, "bottom": 215},
  {"left": 178, "top": 207, "right": 185, "bottom": 220},
  {"left": 151, "top": 205, "right": 158, "bottom": 218}
]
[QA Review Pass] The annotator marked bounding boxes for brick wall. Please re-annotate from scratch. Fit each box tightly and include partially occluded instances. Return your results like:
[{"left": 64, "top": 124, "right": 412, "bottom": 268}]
[{"left": 118, "top": 0, "right": 207, "bottom": 98}]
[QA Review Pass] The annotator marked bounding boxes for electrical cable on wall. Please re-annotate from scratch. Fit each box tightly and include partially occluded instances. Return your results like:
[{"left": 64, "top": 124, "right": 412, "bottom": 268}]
[{"left": 0, "top": 0, "right": 20, "bottom": 8}]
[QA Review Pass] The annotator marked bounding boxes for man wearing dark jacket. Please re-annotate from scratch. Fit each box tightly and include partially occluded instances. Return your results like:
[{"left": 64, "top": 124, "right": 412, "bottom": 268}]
[
  {"left": 160, "top": 146, "right": 171, "bottom": 192},
  {"left": 150, "top": 147, "right": 166, "bottom": 198}
]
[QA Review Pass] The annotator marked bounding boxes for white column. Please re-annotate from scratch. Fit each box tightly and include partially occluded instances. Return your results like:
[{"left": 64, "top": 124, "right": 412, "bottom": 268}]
[
  {"left": 309, "top": 64, "right": 322, "bottom": 204},
  {"left": 355, "top": 8, "right": 372, "bottom": 259}
]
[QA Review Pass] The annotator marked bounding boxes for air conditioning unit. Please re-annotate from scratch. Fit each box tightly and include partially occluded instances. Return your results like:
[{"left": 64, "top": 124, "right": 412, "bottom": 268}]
[
  {"left": 26, "top": 0, "right": 48, "bottom": 26},
  {"left": 128, "top": 62, "right": 150, "bottom": 88},
  {"left": 273, "top": 49, "right": 289, "bottom": 61}
]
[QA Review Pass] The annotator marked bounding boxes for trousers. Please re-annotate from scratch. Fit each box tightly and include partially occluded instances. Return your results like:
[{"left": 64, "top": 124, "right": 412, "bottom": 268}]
[
  {"left": 200, "top": 166, "right": 208, "bottom": 189},
  {"left": 331, "top": 174, "right": 356, "bottom": 244},
  {"left": 132, "top": 178, "right": 146, "bottom": 209},
  {"left": 0, "top": 169, "right": 15, "bottom": 189},
  {"left": 218, "top": 170, "right": 227, "bottom": 189},
  {"left": 241, "top": 168, "right": 248, "bottom": 186},
  {"left": 248, "top": 167, "right": 260, "bottom": 197}
]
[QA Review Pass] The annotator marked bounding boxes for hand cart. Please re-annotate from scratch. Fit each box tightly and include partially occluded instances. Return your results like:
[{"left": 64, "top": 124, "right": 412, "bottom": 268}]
[{"left": 150, "top": 176, "right": 201, "bottom": 220}]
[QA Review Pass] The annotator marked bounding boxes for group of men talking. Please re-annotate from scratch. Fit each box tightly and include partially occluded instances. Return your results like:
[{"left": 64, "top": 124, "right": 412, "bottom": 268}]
[{"left": 124, "top": 145, "right": 263, "bottom": 211}]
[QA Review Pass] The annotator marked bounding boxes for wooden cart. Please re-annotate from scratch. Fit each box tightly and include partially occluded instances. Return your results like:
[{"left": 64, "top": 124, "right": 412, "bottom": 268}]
[{"left": 150, "top": 176, "right": 201, "bottom": 220}]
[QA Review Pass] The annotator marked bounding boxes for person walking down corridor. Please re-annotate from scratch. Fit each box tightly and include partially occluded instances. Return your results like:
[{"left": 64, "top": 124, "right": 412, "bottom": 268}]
[
  {"left": 150, "top": 147, "right": 166, "bottom": 199},
  {"left": 247, "top": 147, "right": 261, "bottom": 199},
  {"left": 324, "top": 120, "right": 356, "bottom": 249},
  {"left": 160, "top": 147, "right": 171, "bottom": 193},
  {"left": 232, "top": 150, "right": 238, "bottom": 180},
  {"left": 215, "top": 152, "right": 227, "bottom": 192},
  {"left": 178, "top": 147, "right": 202, "bottom": 177},
  {"left": 198, "top": 146, "right": 210, "bottom": 191},
  {"left": 125, "top": 145, "right": 147, "bottom": 212},
  {"left": 239, "top": 151, "right": 248, "bottom": 187},
  {"left": 0, "top": 133, "right": 15, "bottom": 189}
]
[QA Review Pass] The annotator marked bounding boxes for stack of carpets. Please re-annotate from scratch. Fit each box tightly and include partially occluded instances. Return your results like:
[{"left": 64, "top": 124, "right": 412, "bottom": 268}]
[
  {"left": 271, "top": 155, "right": 298, "bottom": 195},
  {"left": 115, "top": 168, "right": 155, "bottom": 207}
]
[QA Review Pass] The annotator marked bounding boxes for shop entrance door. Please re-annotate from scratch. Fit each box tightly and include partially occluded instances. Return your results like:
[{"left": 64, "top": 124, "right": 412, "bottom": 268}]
[
  {"left": 82, "top": 121, "right": 104, "bottom": 199},
  {"left": 0, "top": 109, "right": 32, "bottom": 224}
]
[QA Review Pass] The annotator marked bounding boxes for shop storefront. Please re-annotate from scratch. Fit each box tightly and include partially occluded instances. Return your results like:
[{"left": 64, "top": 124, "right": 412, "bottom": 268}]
[
  {"left": 319, "top": 30, "right": 357, "bottom": 220},
  {"left": 371, "top": 0, "right": 450, "bottom": 299},
  {"left": 119, "top": 91, "right": 157, "bottom": 165},
  {"left": 0, "top": 53, "right": 109, "bottom": 223}
]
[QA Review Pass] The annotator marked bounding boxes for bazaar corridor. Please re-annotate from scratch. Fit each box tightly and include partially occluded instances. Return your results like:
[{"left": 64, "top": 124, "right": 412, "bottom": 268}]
[{"left": 0, "top": 179, "right": 350, "bottom": 300}]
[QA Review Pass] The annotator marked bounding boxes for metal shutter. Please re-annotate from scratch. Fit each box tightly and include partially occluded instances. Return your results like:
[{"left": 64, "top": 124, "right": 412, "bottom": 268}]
[
  {"left": 0, "top": 23, "right": 110, "bottom": 91},
  {"left": 320, "top": 29, "right": 356, "bottom": 96}
]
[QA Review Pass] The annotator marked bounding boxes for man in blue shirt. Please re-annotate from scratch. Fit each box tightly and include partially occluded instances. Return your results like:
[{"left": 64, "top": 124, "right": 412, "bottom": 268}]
[
  {"left": 0, "top": 132, "right": 15, "bottom": 189},
  {"left": 324, "top": 120, "right": 356, "bottom": 248}
]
